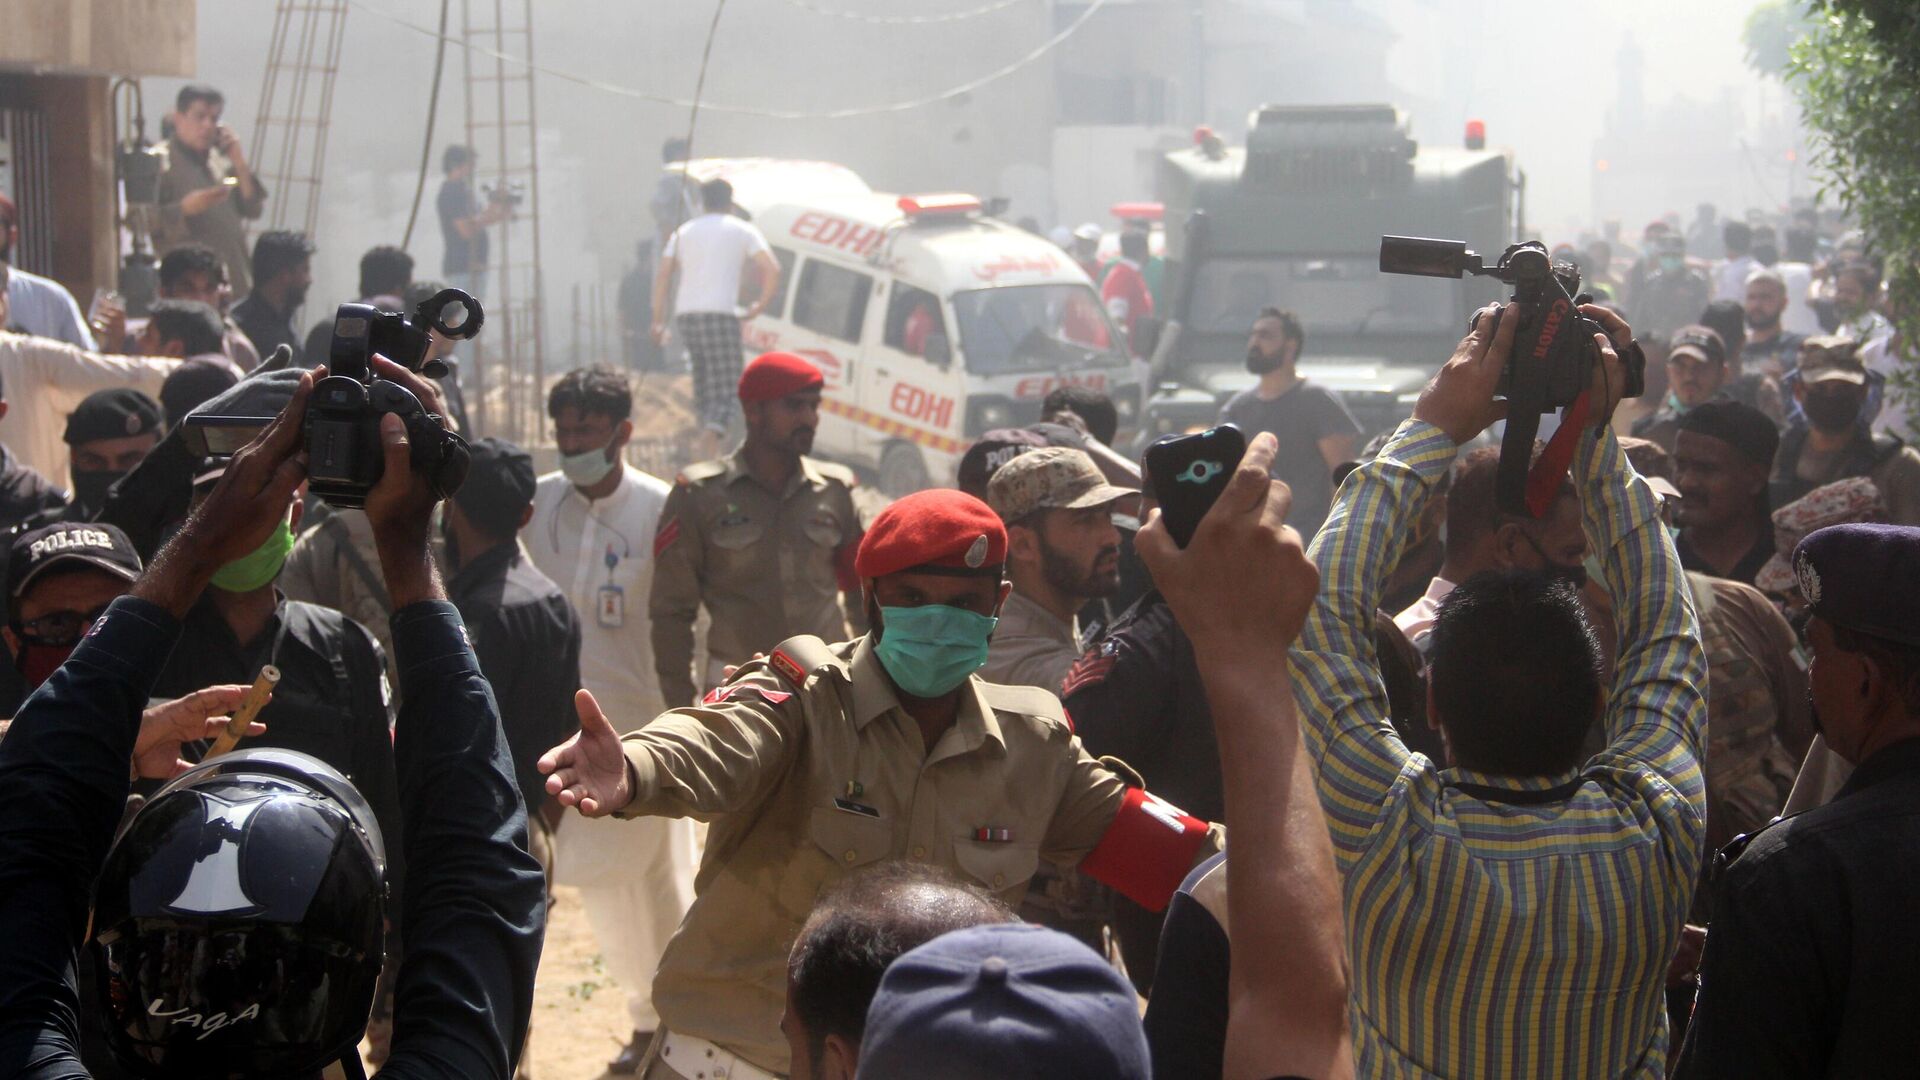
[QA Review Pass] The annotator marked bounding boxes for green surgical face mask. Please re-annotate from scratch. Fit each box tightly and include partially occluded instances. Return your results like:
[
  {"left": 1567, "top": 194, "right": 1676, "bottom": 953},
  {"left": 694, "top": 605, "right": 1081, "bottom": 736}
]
[
  {"left": 210, "top": 518, "right": 296, "bottom": 593},
  {"left": 873, "top": 603, "right": 998, "bottom": 699}
]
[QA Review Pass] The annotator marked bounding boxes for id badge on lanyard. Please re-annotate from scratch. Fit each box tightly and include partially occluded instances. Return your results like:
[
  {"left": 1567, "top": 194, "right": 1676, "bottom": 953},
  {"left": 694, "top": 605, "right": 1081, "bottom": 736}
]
[{"left": 597, "top": 541, "right": 625, "bottom": 627}]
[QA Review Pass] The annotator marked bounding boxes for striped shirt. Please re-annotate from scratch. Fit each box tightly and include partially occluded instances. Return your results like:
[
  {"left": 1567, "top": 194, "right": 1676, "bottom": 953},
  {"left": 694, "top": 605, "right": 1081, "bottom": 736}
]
[{"left": 1292, "top": 419, "right": 1708, "bottom": 1078}]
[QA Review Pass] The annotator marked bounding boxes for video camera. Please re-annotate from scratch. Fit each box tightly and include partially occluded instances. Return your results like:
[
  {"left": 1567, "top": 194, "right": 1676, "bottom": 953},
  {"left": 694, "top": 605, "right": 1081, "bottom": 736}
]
[
  {"left": 185, "top": 290, "right": 484, "bottom": 509},
  {"left": 482, "top": 180, "right": 525, "bottom": 208},
  {"left": 1379, "top": 237, "right": 1645, "bottom": 515}
]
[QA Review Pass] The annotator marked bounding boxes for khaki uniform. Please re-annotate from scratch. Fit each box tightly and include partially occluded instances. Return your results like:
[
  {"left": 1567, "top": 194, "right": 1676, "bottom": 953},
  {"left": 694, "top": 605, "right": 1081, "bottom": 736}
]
[
  {"left": 614, "top": 635, "right": 1142, "bottom": 1075},
  {"left": 649, "top": 452, "right": 862, "bottom": 708}
]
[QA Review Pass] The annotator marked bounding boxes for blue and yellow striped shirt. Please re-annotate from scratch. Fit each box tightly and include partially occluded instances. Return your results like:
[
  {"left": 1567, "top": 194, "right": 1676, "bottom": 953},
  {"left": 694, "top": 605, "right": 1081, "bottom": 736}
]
[{"left": 1293, "top": 419, "right": 1708, "bottom": 1078}]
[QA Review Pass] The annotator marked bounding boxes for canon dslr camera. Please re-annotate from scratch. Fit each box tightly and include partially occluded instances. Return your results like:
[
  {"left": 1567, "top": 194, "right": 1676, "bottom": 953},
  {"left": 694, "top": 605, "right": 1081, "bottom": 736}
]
[
  {"left": 187, "top": 290, "right": 483, "bottom": 509},
  {"left": 1379, "top": 237, "right": 1644, "bottom": 409},
  {"left": 1379, "top": 237, "right": 1645, "bottom": 514}
]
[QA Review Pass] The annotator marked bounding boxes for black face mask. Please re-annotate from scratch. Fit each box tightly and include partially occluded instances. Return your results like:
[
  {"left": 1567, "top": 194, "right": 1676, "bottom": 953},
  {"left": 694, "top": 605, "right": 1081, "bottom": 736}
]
[
  {"left": 1245, "top": 346, "right": 1283, "bottom": 376},
  {"left": 1521, "top": 530, "right": 1588, "bottom": 590},
  {"left": 1803, "top": 390, "right": 1861, "bottom": 433},
  {"left": 69, "top": 469, "right": 125, "bottom": 514}
]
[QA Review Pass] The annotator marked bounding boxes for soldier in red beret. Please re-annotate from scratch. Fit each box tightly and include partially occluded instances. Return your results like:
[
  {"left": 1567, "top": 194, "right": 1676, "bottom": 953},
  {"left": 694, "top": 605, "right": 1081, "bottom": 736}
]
[
  {"left": 542, "top": 487, "right": 1217, "bottom": 1080},
  {"left": 649, "top": 351, "right": 864, "bottom": 710}
]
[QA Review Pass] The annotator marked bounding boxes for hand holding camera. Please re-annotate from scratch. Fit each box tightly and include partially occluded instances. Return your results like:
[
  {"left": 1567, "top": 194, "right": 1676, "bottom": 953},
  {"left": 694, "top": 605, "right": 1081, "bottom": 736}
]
[
  {"left": 1413, "top": 301, "right": 1519, "bottom": 446},
  {"left": 1383, "top": 236, "right": 1647, "bottom": 514}
]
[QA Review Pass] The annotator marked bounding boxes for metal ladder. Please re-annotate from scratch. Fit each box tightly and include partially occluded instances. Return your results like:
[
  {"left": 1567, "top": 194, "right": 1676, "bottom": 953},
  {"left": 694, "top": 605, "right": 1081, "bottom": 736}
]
[
  {"left": 250, "top": 0, "right": 348, "bottom": 238},
  {"left": 462, "top": 0, "right": 548, "bottom": 443}
]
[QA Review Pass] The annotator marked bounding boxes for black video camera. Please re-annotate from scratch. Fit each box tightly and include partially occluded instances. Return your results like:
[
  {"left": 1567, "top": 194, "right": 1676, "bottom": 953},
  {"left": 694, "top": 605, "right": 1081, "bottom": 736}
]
[
  {"left": 1379, "top": 236, "right": 1645, "bottom": 514},
  {"left": 185, "top": 290, "right": 484, "bottom": 509}
]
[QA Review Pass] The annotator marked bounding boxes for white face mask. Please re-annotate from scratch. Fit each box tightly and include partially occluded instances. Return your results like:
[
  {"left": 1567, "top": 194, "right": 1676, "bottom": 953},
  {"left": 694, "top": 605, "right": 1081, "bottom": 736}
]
[{"left": 560, "top": 440, "right": 617, "bottom": 488}]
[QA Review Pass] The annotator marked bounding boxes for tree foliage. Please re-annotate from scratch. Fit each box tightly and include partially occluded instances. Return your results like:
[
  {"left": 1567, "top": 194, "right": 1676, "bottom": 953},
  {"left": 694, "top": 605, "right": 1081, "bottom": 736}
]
[
  {"left": 1788, "top": 1, "right": 1920, "bottom": 431},
  {"left": 1744, "top": 1, "right": 1814, "bottom": 79}
]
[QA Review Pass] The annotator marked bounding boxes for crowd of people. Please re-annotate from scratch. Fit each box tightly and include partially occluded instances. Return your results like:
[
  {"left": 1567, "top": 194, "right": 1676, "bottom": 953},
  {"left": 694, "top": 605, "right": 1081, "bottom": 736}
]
[{"left": 2, "top": 78, "right": 1920, "bottom": 1080}]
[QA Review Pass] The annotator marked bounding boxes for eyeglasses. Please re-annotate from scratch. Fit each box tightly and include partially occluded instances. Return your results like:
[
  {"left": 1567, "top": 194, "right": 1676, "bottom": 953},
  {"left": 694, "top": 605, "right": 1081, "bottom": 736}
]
[{"left": 12, "top": 605, "right": 111, "bottom": 647}]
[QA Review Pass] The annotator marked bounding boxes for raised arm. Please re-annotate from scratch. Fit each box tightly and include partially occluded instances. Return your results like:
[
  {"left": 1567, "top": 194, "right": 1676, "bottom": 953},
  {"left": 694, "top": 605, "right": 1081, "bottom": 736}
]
[
  {"left": 360, "top": 359, "right": 544, "bottom": 1079},
  {"left": 1290, "top": 309, "right": 1516, "bottom": 867},
  {"left": 1575, "top": 306, "right": 1707, "bottom": 800},
  {"left": 0, "top": 372, "right": 314, "bottom": 1072}
]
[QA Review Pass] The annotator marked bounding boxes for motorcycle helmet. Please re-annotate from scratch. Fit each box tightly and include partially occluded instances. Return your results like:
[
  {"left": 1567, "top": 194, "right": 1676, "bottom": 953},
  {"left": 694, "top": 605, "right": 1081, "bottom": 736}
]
[{"left": 89, "top": 747, "right": 388, "bottom": 1077}]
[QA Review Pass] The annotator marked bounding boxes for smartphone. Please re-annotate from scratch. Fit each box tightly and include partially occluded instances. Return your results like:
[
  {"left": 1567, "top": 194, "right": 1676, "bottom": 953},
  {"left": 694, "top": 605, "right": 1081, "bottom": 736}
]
[
  {"left": 1145, "top": 423, "right": 1246, "bottom": 548},
  {"left": 182, "top": 415, "right": 271, "bottom": 457}
]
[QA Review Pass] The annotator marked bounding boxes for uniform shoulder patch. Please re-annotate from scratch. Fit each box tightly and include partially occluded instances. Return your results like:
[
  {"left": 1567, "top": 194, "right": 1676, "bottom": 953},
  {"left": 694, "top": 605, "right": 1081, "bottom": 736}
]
[
  {"left": 677, "top": 460, "right": 729, "bottom": 486},
  {"left": 976, "top": 681, "right": 1069, "bottom": 727},
  {"left": 702, "top": 684, "right": 795, "bottom": 707},
  {"left": 767, "top": 634, "right": 843, "bottom": 688},
  {"left": 653, "top": 516, "right": 683, "bottom": 557},
  {"left": 1059, "top": 639, "right": 1120, "bottom": 700},
  {"left": 811, "top": 459, "right": 859, "bottom": 488}
]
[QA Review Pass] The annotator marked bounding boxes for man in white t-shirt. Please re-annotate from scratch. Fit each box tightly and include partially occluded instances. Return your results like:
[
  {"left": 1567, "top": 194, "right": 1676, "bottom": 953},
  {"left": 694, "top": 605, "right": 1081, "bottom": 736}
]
[
  {"left": 1712, "top": 221, "right": 1758, "bottom": 304},
  {"left": 527, "top": 365, "right": 701, "bottom": 1074},
  {"left": 650, "top": 178, "right": 781, "bottom": 459}
]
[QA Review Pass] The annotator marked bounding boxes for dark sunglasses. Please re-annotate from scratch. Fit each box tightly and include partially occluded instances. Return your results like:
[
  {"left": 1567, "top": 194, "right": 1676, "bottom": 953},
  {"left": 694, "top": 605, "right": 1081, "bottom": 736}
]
[{"left": 12, "top": 605, "right": 111, "bottom": 648}]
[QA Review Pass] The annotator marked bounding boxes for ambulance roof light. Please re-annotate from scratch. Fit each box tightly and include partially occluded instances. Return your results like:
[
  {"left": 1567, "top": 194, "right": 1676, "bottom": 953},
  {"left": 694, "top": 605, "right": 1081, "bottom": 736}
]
[
  {"left": 1465, "top": 119, "right": 1487, "bottom": 150},
  {"left": 898, "top": 193, "right": 981, "bottom": 218},
  {"left": 1110, "top": 201, "right": 1164, "bottom": 223}
]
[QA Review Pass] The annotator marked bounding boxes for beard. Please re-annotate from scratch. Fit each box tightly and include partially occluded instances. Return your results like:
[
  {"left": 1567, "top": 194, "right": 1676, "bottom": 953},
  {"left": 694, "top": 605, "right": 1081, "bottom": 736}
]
[
  {"left": 1745, "top": 310, "right": 1780, "bottom": 332},
  {"left": 1246, "top": 347, "right": 1284, "bottom": 376},
  {"left": 1041, "top": 540, "right": 1119, "bottom": 600}
]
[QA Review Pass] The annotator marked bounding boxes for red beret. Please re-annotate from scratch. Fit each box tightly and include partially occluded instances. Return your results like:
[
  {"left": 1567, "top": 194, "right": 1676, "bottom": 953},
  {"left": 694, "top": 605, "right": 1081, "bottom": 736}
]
[
  {"left": 855, "top": 489, "right": 1008, "bottom": 578},
  {"left": 738, "top": 351, "right": 825, "bottom": 403}
]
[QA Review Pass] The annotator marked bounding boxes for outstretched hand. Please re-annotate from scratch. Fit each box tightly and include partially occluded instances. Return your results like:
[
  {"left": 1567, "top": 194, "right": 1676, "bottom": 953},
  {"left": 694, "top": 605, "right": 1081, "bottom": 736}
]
[
  {"left": 1412, "top": 301, "right": 1519, "bottom": 446},
  {"left": 134, "top": 685, "right": 259, "bottom": 780},
  {"left": 538, "top": 690, "right": 634, "bottom": 817},
  {"left": 1136, "top": 432, "right": 1319, "bottom": 656}
]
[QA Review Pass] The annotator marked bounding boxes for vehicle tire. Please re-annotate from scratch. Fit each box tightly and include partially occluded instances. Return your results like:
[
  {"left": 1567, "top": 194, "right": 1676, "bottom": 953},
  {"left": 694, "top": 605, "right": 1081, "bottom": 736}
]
[{"left": 877, "top": 441, "right": 931, "bottom": 498}]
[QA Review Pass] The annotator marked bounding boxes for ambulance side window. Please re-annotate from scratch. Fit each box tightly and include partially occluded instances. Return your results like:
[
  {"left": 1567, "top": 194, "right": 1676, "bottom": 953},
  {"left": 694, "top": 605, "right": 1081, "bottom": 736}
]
[
  {"left": 743, "top": 246, "right": 798, "bottom": 317},
  {"left": 792, "top": 258, "right": 872, "bottom": 343},
  {"left": 884, "top": 285, "right": 946, "bottom": 359}
]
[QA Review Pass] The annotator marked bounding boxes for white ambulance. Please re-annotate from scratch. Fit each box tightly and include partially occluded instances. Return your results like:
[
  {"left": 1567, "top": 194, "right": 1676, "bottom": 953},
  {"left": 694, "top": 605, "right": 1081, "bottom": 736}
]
[{"left": 677, "top": 158, "right": 1144, "bottom": 495}]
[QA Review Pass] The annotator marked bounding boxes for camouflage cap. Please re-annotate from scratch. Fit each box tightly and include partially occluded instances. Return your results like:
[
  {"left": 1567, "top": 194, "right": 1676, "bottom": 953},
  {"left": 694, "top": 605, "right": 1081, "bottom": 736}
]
[
  {"left": 986, "top": 446, "right": 1137, "bottom": 524},
  {"left": 1797, "top": 336, "right": 1869, "bottom": 385}
]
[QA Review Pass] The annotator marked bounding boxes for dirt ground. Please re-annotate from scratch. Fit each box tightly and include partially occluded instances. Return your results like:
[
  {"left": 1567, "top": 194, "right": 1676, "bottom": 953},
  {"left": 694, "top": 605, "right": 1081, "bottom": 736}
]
[{"left": 525, "top": 886, "right": 647, "bottom": 1080}]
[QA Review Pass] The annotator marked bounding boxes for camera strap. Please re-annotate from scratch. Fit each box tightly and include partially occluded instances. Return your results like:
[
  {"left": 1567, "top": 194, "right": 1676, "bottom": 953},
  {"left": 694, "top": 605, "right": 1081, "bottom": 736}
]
[{"left": 1497, "top": 389, "right": 1593, "bottom": 519}]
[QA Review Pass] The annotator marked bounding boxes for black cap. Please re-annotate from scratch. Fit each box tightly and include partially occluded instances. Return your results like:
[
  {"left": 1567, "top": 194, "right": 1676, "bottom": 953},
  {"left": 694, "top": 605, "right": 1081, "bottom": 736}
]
[
  {"left": 7, "top": 521, "right": 143, "bottom": 599},
  {"left": 1677, "top": 400, "right": 1780, "bottom": 470},
  {"left": 64, "top": 388, "right": 163, "bottom": 446},
  {"left": 1794, "top": 523, "right": 1920, "bottom": 646},
  {"left": 956, "top": 429, "right": 1051, "bottom": 497},
  {"left": 1667, "top": 325, "right": 1727, "bottom": 367},
  {"left": 453, "top": 437, "right": 535, "bottom": 537}
]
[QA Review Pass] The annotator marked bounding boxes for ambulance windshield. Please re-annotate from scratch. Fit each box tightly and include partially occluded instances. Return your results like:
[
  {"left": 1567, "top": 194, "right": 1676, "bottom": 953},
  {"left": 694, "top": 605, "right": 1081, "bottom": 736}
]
[{"left": 950, "top": 285, "right": 1129, "bottom": 375}]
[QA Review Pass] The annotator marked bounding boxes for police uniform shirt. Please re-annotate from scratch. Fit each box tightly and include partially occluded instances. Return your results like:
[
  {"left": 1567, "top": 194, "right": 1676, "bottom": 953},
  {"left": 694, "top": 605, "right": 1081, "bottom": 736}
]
[
  {"left": 1675, "top": 737, "right": 1920, "bottom": 1077},
  {"left": 447, "top": 539, "right": 583, "bottom": 813},
  {"left": 1061, "top": 590, "right": 1221, "bottom": 824},
  {"left": 611, "top": 635, "right": 1140, "bottom": 1074},
  {"left": 648, "top": 451, "right": 861, "bottom": 707},
  {"left": 151, "top": 595, "right": 402, "bottom": 903}
]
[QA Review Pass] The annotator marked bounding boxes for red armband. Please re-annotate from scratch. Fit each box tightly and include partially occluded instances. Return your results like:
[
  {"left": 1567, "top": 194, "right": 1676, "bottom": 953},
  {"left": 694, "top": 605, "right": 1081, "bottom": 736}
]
[{"left": 1078, "top": 787, "right": 1210, "bottom": 913}]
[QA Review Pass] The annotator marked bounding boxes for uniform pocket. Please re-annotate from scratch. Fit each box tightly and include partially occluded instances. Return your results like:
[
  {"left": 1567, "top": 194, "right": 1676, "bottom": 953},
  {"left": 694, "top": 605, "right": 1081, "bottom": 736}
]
[
  {"left": 810, "top": 805, "right": 894, "bottom": 870},
  {"left": 952, "top": 838, "right": 1041, "bottom": 894},
  {"left": 803, "top": 516, "right": 843, "bottom": 548},
  {"left": 712, "top": 519, "right": 767, "bottom": 552}
]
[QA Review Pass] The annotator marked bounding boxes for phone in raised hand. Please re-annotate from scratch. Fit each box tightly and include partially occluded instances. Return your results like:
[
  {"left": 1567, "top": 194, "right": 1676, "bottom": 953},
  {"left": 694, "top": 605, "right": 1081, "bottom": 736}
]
[{"left": 1145, "top": 423, "right": 1246, "bottom": 548}]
